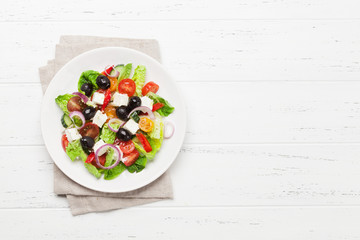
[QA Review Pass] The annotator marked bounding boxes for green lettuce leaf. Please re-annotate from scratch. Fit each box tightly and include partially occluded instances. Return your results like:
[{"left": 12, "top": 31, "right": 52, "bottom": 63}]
[
  {"left": 84, "top": 162, "right": 102, "bottom": 179},
  {"left": 149, "top": 112, "right": 163, "bottom": 139},
  {"left": 65, "top": 139, "right": 87, "bottom": 161},
  {"left": 132, "top": 132, "right": 163, "bottom": 160},
  {"left": 100, "top": 123, "right": 119, "bottom": 144},
  {"left": 77, "top": 70, "right": 100, "bottom": 95},
  {"left": 132, "top": 65, "right": 146, "bottom": 96},
  {"left": 104, "top": 163, "right": 127, "bottom": 180},
  {"left": 127, "top": 156, "right": 147, "bottom": 173},
  {"left": 103, "top": 148, "right": 127, "bottom": 180},
  {"left": 118, "top": 63, "right": 132, "bottom": 81},
  {"left": 146, "top": 92, "right": 175, "bottom": 117},
  {"left": 55, "top": 94, "right": 74, "bottom": 114}
]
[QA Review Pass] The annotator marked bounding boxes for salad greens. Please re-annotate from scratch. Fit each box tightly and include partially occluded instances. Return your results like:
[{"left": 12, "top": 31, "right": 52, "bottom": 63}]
[
  {"left": 77, "top": 70, "right": 100, "bottom": 95},
  {"left": 56, "top": 63, "right": 175, "bottom": 180},
  {"left": 147, "top": 92, "right": 175, "bottom": 117},
  {"left": 132, "top": 65, "right": 146, "bottom": 96},
  {"left": 55, "top": 94, "right": 75, "bottom": 115}
]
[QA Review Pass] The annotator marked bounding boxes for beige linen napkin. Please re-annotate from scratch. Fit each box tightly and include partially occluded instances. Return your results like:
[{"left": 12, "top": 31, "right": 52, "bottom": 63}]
[{"left": 39, "top": 36, "right": 172, "bottom": 216}]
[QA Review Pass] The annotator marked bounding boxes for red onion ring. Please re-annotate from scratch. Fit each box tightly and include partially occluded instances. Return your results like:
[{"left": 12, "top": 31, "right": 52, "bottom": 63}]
[
  {"left": 69, "top": 111, "right": 85, "bottom": 129},
  {"left": 128, "top": 106, "right": 155, "bottom": 120},
  {"left": 107, "top": 118, "right": 125, "bottom": 133},
  {"left": 72, "top": 92, "right": 88, "bottom": 103},
  {"left": 95, "top": 144, "right": 123, "bottom": 169},
  {"left": 164, "top": 121, "right": 175, "bottom": 139},
  {"left": 104, "top": 65, "right": 119, "bottom": 78}
]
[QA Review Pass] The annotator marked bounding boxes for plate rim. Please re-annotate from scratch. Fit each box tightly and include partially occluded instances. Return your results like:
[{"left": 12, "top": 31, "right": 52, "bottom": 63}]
[{"left": 40, "top": 46, "right": 186, "bottom": 193}]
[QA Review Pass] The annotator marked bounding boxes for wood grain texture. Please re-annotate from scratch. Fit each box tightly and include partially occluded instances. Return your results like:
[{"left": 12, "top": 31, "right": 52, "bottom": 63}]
[
  {"left": 1, "top": 0, "right": 359, "bottom": 21},
  {"left": 1, "top": 144, "right": 360, "bottom": 208},
  {"left": 2, "top": 207, "right": 360, "bottom": 240},
  {"left": 1, "top": 0, "right": 360, "bottom": 237},
  {"left": 1, "top": 20, "right": 360, "bottom": 83}
]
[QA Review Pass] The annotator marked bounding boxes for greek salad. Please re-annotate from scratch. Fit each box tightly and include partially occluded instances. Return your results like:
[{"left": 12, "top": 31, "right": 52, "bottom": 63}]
[{"left": 55, "top": 64, "right": 175, "bottom": 180}]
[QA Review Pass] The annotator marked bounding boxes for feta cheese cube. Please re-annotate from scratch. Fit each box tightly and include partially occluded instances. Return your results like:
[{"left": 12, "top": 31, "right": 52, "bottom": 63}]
[
  {"left": 111, "top": 92, "right": 129, "bottom": 107},
  {"left": 123, "top": 119, "right": 139, "bottom": 135},
  {"left": 65, "top": 128, "right": 82, "bottom": 142},
  {"left": 92, "top": 92, "right": 105, "bottom": 105},
  {"left": 141, "top": 96, "right": 153, "bottom": 110},
  {"left": 92, "top": 110, "right": 108, "bottom": 127},
  {"left": 93, "top": 139, "right": 107, "bottom": 156}
]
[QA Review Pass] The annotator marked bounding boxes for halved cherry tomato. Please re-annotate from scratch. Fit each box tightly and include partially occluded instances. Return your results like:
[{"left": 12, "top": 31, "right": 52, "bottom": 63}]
[
  {"left": 87, "top": 152, "right": 107, "bottom": 168},
  {"left": 118, "top": 140, "right": 135, "bottom": 154},
  {"left": 118, "top": 78, "right": 136, "bottom": 97},
  {"left": 139, "top": 117, "right": 154, "bottom": 132},
  {"left": 136, "top": 133, "right": 152, "bottom": 153},
  {"left": 61, "top": 134, "right": 69, "bottom": 152},
  {"left": 108, "top": 76, "right": 118, "bottom": 92},
  {"left": 79, "top": 123, "right": 100, "bottom": 139},
  {"left": 142, "top": 81, "right": 159, "bottom": 96},
  {"left": 101, "top": 89, "right": 112, "bottom": 111},
  {"left": 152, "top": 103, "right": 164, "bottom": 111},
  {"left": 123, "top": 150, "right": 140, "bottom": 167},
  {"left": 67, "top": 96, "right": 86, "bottom": 112},
  {"left": 103, "top": 105, "right": 117, "bottom": 119}
]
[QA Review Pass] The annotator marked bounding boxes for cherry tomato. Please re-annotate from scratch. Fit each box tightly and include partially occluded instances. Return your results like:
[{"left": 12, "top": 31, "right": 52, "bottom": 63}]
[
  {"left": 139, "top": 117, "right": 154, "bottom": 132},
  {"left": 123, "top": 150, "right": 140, "bottom": 167},
  {"left": 118, "top": 140, "right": 135, "bottom": 154},
  {"left": 67, "top": 96, "right": 86, "bottom": 112},
  {"left": 108, "top": 76, "right": 118, "bottom": 92},
  {"left": 61, "top": 134, "right": 69, "bottom": 152},
  {"left": 142, "top": 82, "right": 159, "bottom": 96},
  {"left": 87, "top": 153, "right": 107, "bottom": 168},
  {"left": 79, "top": 123, "right": 100, "bottom": 139},
  {"left": 152, "top": 103, "right": 164, "bottom": 111},
  {"left": 103, "top": 105, "right": 117, "bottom": 119},
  {"left": 118, "top": 78, "right": 136, "bottom": 97},
  {"left": 136, "top": 133, "right": 152, "bottom": 153}
]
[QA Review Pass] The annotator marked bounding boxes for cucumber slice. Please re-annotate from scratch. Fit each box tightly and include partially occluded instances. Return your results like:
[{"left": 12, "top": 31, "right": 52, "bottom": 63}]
[
  {"left": 61, "top": 114, "right": 73, "bottom": 128},
  {"left": 110, "top": 64, "right": 124, "bottom": 78}
]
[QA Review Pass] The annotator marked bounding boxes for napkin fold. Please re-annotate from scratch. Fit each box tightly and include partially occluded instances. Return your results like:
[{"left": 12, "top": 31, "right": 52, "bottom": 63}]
[{"left": 39, "top": 36, "right": 172, "bottom": 216}]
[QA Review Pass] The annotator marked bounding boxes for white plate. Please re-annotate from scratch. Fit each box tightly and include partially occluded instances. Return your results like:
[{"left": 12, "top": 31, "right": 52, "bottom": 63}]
[{"left": 41, "top": 47, "right": 186, "bottom": 193}]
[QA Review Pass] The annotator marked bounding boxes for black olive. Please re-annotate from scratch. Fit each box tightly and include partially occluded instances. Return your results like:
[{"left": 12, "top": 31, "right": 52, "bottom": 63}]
[
  {"left": 80, "top": 83, "right": 93, "bottom": 97},
  {"left": 127, "top": 96, "right": 141, "bottom": 112},
  {"left": 96, "top": 75, "right": 110, "bottom": 89},
  {"left": 82, "top": 106, "right": 96, "bottom": 120},
  {"left": 116, "top": 106, "right": 129, "bottom": 121},
  {"left": 116, "top": 128, "right": 132, "bottom": 141},
  {"left": 80, "top": 136, "right": 95, "bottom": 151}
]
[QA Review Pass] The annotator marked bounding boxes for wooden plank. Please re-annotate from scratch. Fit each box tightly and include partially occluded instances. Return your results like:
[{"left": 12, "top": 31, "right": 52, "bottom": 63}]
[
  {"left": 1, "top": 207, "right": 360, "bottom": 239},
  {"left": 2, "top": 144, "right": 360, "bottom": 208},
  {"left": 3, "top": 82, "right": 360, "bottom": 145},
  {"left": 1, "top": 20, "right": 360, "bottom": 83},
  {"left": 1, "top": 0, "right": 360, "bottom": 21}
]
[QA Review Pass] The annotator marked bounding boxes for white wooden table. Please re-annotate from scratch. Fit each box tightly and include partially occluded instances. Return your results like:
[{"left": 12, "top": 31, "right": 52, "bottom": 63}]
[{"left": 2, "top": 0, "right": 360, "bottom": 238}]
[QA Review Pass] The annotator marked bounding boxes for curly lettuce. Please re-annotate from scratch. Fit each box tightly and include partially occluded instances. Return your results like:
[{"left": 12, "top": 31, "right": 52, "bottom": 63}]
[
  {"left": 65, "top": 139, "right": 87, "bottom": 161},
  {"left": 55, "top": 93, "right": 74, "bottom": 114},
  {"left": 77, "top": 70, "right": 100, "bottom": 95},
  {"left": 118, "top": 63, "right": 132, "bottom": 81},
  {"left": 100, "top": 123, "right": 119, "bottom": 144},
  {"left": 132, "top": 65, "right": 146, "bottom": 96},
  {"left": 146, "top": 92, "right": 174, "bottom": 117}
]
